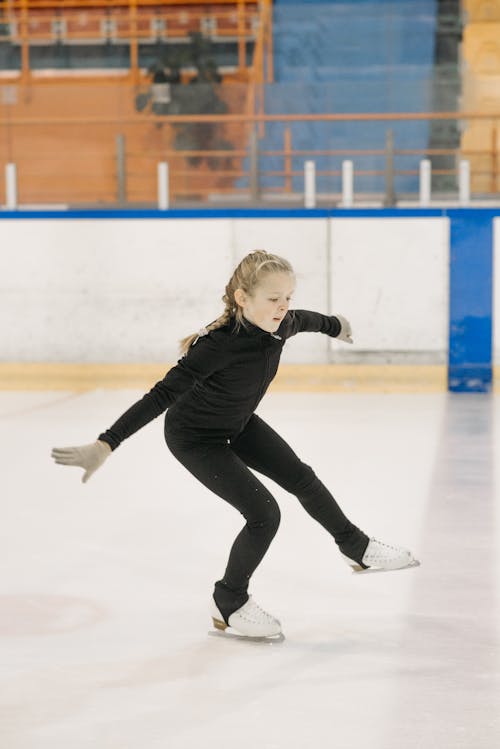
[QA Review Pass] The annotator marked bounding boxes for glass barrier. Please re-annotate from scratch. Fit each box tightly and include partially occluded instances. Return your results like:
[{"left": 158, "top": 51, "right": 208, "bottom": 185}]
[{"left": 0, "top": 76, "right": 498, "bottom": 207}]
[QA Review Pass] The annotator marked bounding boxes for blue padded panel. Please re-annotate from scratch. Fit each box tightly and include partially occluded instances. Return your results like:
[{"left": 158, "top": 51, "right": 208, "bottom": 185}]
[{"left": 243, "top": 1, "right": 438, "bottom": 194}]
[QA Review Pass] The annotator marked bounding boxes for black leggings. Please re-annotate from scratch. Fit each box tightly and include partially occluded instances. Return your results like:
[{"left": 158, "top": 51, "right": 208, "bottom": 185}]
[{"left": 165, "top": 414, "right": 368, "bottom": 621}]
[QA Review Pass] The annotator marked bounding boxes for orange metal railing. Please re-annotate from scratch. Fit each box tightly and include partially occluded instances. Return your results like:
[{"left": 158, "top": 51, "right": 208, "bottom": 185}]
[{"left": 1, "top": 108, "right": 500, "bottom": 205}]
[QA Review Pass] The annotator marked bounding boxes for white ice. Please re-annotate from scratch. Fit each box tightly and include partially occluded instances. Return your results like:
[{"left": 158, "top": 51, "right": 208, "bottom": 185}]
[{"left": 1, "top": 389, "right": 499, "bottom": 749}]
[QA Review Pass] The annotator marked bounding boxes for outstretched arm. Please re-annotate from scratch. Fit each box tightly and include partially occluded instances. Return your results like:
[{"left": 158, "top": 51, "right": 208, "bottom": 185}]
[
  {"left": 284, "top": 309, "right": 353, "bottom": 343},
  {"left": 51, "top": 334, "right": 226, "bottom": 481}
]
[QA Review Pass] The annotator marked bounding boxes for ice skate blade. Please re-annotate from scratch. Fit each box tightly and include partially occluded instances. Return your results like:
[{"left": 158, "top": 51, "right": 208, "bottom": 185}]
[
  {"left": 349, "top": 559, "right": 421, "bottom": 574},
  {"left": 208, "top": 627, "right": 285, "bottom": 644},
  {"left": 212, "top": 616, "right": 227, "bottom": 631}
]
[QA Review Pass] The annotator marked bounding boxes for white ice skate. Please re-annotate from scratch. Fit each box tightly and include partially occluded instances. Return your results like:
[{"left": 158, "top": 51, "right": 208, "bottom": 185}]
[
  {"left": 342, "top": 537, "right": 420, "bottom": 574},
  {"left": 210, "top": 595, "right": 284, "bottom": 642}
]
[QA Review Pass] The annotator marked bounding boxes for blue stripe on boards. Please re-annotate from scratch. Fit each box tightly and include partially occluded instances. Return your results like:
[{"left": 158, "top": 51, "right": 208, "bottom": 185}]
[
  {"left": 0, "top": 208, "right": 331, "bottom": 220},
  {"left": 4, "top": 207, "right": 497, "bottom": 219},
  {"left": 0, "top": 207, "right": 447, "bottom": 219},
  {"left": 1, "top": 207, "right": 497, "bottom": 219},
  {"left": 448, "top": 214, "right": 493, "bottom": 392}
]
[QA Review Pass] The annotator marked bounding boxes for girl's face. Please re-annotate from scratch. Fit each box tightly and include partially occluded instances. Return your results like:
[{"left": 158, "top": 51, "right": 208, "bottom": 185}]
[{"left": 235, "top": 272, "right": 295, "bottom": 333}]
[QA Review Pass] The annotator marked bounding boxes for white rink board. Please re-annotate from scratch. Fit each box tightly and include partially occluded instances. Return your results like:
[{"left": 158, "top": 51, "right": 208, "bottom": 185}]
[
  {"left": 0, "top": 219, "right": 232, "bottom": 363},
  {"left": 0, "top": 217, "right": 449, "bottom": 363},
  {"left": 329, "top": 218, "right": 449, "bottom": 359},
  {"left": 494, "top": 218, "right": 500, "bottom": 365}
]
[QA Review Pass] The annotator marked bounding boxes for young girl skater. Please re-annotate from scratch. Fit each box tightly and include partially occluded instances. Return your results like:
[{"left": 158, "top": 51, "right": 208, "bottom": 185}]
[{"left": 51, "top": 250, "right": 419, "bottom": 640}]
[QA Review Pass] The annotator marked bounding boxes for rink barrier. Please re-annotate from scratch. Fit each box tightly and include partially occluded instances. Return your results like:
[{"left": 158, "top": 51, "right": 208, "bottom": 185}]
[
  {"left": 0, "top": 206, "right": 498, "bottom": 392},
  {"left": 0, "top": 363, "right": 450, "bottom": 393}
]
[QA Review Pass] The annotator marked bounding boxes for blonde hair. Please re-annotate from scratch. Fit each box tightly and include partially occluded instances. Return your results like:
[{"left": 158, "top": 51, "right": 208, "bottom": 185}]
[{"left": 179, "top": 250, "right": 295, "bottom": 355}]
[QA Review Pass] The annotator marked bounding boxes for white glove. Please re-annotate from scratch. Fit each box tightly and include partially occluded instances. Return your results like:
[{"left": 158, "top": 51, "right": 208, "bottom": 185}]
[
  {"left": 51, "top": 440, "right": 111, "bottom": 484},
  {"left": 334, "top": 314, "right": 353, "bottom": 344}
]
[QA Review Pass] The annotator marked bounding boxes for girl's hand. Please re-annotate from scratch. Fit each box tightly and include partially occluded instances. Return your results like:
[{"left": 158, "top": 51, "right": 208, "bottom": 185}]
[
  {"left": 51, "top": 440, "right": 112, "bottom": 484},
  {"left": 334, "top": 314, "right": 353, "bottom": 344}
]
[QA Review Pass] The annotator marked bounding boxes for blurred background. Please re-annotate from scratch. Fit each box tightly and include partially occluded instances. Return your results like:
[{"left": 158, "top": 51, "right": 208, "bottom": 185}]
[{"left": 0, "top": 0, "right": 495, "bottom": 207}]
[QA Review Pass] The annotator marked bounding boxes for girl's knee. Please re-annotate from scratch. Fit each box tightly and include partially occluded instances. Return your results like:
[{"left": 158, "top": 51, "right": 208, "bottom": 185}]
[{"left": 247, "top": 501, "right": 281, "bottom": 536}]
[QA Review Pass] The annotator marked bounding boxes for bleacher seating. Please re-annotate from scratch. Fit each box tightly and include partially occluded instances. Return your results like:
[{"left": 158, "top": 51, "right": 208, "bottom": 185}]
[
  {"left": 249, "top": 0, "right": 438, "bottom": 196},
  {"left": 0, "top": 2, "right": 257, "bottom": 71}
]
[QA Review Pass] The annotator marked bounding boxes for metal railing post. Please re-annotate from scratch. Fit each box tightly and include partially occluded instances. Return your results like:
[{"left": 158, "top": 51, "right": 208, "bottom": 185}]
[
  {"left": 5, "top": 163, "right": 18, "bottom": 209},
  {"left": 157, "top": 162, "right": 169, "bottom": 209},
  {"left": 249, "top": 127, "right": 260, "bottom": 203},
  {"left": 304, "top": 160, "right": 316, "bottom": 208},
  {"left": 237, "top": 0, "right": 246, "bottom": 71},
  {"left": 419, "top": 159, "right": 431, "bottom": 206},
  {"left": 458, "top": 159, "right": 470, "bottom": 205},
  {"left": 20, "top": 0, "right": 30, "bottom": 82},
  {"left": 284, "top": 127, "right": 292, "bottom": 193},
  {"left": 116, "top": 134, "right": 127, "bottom": 206},
  {"left": 384, "top": 128, "right": 396, "bottom": 206},
  {"left": 341, "top": 160, "right": 353, "bottom": 207},
  {"left": 129, "top": 0, "right": 139, "bottom": 85}
]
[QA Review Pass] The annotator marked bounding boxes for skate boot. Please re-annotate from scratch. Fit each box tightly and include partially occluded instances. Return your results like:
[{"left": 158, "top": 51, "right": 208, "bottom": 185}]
[
  {"left": 211, "top": 595, "right": 283, "bottom": 640},
  {"left": 342, "top": 537, "right": 420, "bottom": 573}
]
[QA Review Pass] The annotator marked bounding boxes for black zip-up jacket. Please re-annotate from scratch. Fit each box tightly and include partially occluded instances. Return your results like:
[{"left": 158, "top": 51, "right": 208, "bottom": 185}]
[{"left": 98, "top": 309, "right": 342, "bottom": 449}]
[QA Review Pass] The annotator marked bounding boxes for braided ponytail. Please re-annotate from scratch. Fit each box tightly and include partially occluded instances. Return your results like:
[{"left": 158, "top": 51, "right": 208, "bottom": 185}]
[{"left": 178, "top": 250, "right": 295, "bottom": 355}]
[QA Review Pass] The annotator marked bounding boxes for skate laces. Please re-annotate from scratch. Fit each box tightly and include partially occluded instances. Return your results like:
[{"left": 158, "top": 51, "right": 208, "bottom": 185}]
[
  {"left": 243, "top": 596, "right": 275, "bottom": 623},
  {"left": 367, "top": 538, "right": 408, "bottom": 560},
  {"left": 373, "top": 539, "right": 399, "bottom": 551}
]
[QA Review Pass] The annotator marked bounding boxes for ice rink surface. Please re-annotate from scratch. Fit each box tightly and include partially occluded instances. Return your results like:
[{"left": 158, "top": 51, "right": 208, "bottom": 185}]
[{"left": 1, "top": 389, "right": 499, "bottom": 749}]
